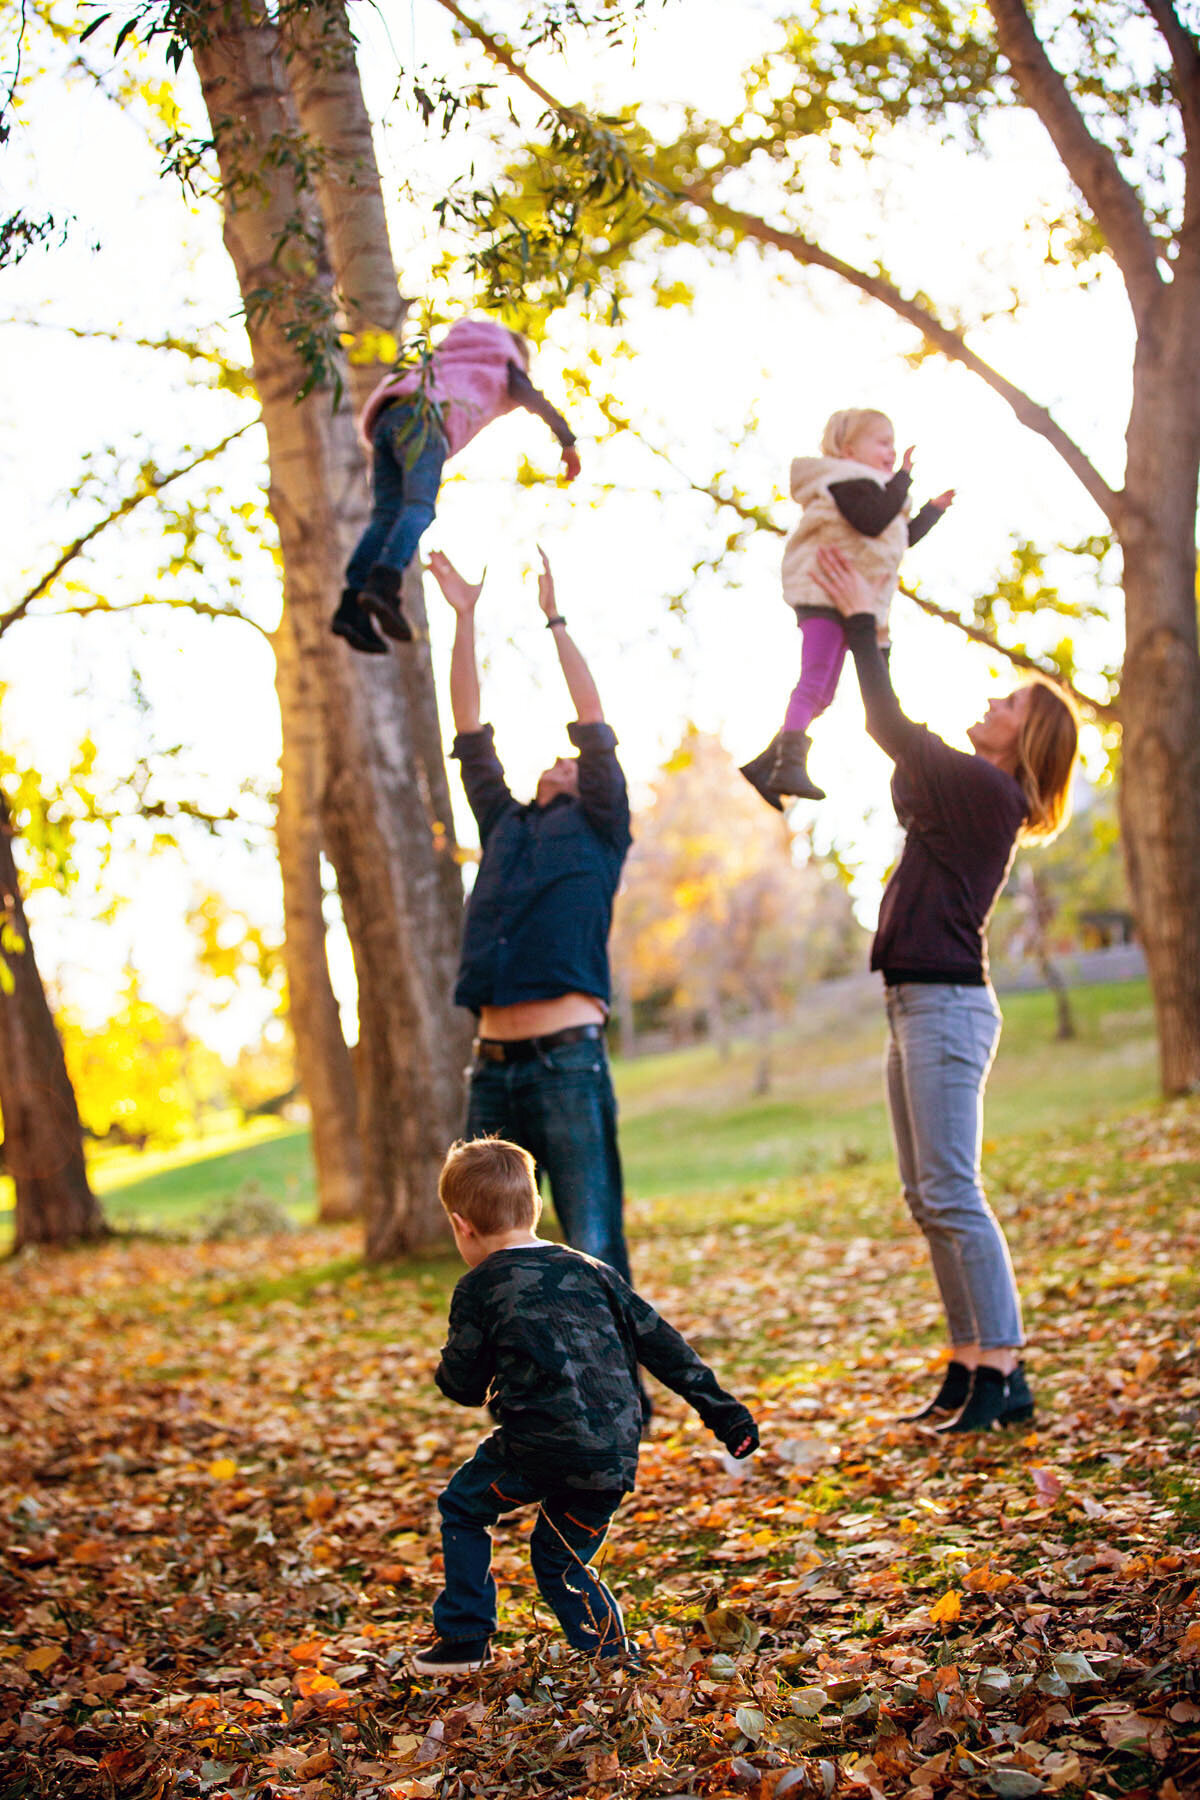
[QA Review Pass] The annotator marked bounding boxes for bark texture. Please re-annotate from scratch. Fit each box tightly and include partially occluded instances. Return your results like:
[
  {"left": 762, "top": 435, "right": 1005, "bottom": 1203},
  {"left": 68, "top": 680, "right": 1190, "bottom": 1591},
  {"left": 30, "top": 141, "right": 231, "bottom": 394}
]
[
  {"left": 192, "top": 0, "right": 467, "bottom": 1255},
  {"left": 0, "top": 795, "right": 105, "bottom": 1250},
  {"left": 1118, "top": 281, "right": 1200, "bottom": 1094},
  {"left": 274, "top": 610, "right": 363, "bottom": 1221}
]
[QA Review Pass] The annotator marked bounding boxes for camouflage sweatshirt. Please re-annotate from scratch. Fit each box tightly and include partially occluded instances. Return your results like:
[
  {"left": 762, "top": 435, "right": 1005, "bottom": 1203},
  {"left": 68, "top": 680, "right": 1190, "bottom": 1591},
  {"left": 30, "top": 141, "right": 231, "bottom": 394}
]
[{"left": 435, "top": 1243, "right": 756, "bottom": 1491}]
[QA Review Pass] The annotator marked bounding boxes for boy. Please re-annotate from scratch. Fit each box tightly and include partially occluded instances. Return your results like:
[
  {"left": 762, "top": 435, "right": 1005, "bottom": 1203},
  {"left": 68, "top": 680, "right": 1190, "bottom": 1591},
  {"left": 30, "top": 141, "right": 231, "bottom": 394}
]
[{"left": 413, "top": 1138, "right": 759, "bottom": 1675}]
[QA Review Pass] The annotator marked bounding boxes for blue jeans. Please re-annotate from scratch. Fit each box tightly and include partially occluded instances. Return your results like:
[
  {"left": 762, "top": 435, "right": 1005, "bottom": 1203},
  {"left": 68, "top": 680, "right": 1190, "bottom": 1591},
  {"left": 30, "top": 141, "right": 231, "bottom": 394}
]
[
  {"left": 344, "top": 402, "right": 447, "bottom": 591},
  {"left": 884, "top": 983, "right": 1024, "bottom": 1349},
  {"left": 465, "top": 1038, "right": 632, "bottom": 1283},
  {"left": 434, "top": 1438, "right": 628, "bottom": 1655}
]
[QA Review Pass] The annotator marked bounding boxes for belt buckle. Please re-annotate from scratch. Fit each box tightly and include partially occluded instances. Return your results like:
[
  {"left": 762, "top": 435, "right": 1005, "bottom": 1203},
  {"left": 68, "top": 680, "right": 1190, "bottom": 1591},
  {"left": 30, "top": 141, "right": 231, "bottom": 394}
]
[{"left": 476, "top": 1039, "right": 506, "bottom": 1064}]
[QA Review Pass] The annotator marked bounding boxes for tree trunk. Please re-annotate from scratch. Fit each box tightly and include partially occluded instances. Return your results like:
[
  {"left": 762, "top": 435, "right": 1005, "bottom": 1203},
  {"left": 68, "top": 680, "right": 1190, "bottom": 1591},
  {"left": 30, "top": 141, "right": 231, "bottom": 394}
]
[
  {"left": 1118, "top": 285, "right": 1200, "bottom": 1095},
  {"left": 274, "top": 608, "right": 363, "bottom": 1221},
  {"left": 284, "top": 0, "right": 466, "bottom": 941},
  {"left": 0, "top": 794, "right": 105, "bottom": 1250},
  {"left": 191, "top": 1, "right": 467, "bottom": 1257}
]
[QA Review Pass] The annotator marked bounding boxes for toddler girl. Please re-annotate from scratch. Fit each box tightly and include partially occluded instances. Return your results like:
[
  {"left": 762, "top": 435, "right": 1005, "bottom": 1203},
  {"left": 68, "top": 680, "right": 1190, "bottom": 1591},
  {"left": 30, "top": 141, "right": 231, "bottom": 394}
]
[
  {"left": 333, "top": 318, "right": 581, "bottom": 654},
  {"left": 741, "top": 407, "right": 953, "bottom": 807}
]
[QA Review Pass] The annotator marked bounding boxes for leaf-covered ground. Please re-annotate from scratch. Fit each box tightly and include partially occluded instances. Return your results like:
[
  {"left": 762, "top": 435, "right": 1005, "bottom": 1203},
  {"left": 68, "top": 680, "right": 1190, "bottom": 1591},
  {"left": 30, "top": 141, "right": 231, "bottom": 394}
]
[{"left": 2, "top": 1097, "right": 1199, "bottom": 1800}]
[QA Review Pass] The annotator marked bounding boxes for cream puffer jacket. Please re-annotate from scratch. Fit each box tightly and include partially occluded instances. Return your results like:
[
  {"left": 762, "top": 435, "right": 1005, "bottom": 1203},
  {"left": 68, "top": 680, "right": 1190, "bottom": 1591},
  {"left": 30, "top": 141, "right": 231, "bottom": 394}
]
[{"left": 780, "top": 455, "right": 909, "bottom": 626}]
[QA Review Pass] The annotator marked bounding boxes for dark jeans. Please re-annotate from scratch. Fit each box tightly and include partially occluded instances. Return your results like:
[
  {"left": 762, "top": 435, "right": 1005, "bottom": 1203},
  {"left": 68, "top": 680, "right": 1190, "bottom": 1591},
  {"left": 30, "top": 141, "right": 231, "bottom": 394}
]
[
  {"left": 434, "top": 1438, "right": 627, "bottom": 1655},
  {"left": 345, "top": 402, "right": 447, "bottom": 591},
  {"left": 465, "top": 1037, "right": 632, "bottom": 1283}
]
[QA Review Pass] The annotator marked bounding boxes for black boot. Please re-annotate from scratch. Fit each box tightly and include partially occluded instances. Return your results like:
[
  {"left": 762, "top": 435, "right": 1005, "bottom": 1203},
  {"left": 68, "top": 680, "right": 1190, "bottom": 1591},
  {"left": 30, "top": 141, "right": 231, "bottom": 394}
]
[
  {"left": 740, "top": 737, "right": 785, "bottom": 812},
  {"left": 331, "top": 588, "right": 388, "bottom": 655},
  {"left": 936, "top": 1364, "right": 1026, "bottom": 1435},
  {"left": 999, "top": 1361, "right": 1035, "bottom": 1426},
  {"left": 898, "top": 1359, "right": 972, "bottom": 1424},
  {"left": 768, "top": 731, "right": 825, "bottom": 802},
  {"left": 360, "top": 564, "right": 413, "bottom": 642}
]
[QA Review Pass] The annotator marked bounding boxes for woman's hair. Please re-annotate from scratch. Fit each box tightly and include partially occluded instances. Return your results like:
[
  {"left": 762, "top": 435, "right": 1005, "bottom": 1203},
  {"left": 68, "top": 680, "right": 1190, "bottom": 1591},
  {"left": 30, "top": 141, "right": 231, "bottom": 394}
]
[
  {"left": 1016, "top": 680, "right": 1080, "bottom": 844},
  {"left": 439, "top": 1137, "right": 540, "bottom": 1234},
  {"left": 506, "top": 328, "right": 531, "bottom": 368},
  {"left": 822, "top": 408, "right": 892, "bottom": 458}
]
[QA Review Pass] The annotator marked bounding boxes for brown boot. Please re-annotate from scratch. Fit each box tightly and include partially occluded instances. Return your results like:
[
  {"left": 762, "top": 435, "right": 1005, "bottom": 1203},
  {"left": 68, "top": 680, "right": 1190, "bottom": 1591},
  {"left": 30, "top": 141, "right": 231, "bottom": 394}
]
[
  {"left": 740, "top": 737, "right": 785, "bottom": 812},
  {"left": 768, "top": 731, "right": 825, "bottom": 801}
]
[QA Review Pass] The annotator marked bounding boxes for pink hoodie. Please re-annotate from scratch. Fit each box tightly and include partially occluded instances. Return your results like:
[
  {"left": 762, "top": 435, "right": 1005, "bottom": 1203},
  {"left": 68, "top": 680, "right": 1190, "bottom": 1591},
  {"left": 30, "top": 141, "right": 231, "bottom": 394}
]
[{"left": 358, "top": 319, "right": 525, "bottom": 456}]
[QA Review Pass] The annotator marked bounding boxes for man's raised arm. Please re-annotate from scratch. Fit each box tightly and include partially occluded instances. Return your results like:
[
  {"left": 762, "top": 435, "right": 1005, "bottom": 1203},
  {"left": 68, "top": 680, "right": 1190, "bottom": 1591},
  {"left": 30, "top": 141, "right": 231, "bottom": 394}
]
[
  {"left": 536, "top": 547, "right": 603, "bottom": 725},
  {"left": 428, "top": 550, "right": 483, "bottom": 734},
  {"left": 427, "top": 551, "right": 513, "bottom": 841}
]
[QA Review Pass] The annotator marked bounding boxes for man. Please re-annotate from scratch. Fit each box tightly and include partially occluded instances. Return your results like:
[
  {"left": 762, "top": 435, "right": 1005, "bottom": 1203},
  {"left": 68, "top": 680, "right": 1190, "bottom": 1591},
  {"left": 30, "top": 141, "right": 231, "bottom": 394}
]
[{"left": 428, "top": 547, "right": 634, "bottom": 1284}]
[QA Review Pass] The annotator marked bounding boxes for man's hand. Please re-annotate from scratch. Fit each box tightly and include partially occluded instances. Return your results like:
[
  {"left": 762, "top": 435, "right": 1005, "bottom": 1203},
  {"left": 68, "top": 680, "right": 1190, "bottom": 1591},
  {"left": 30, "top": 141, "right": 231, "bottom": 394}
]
[
  {"left": 427, "top": 550, "right": 484, "bottom": 615},
  {"left": 561, "top": 445, "right": 581, "bottom": 483},
  {"left": 535, "top": 546, "right": 559, "bottom": 619},
  {"left": 814, "top": 544, "right": 875, "bottom": 617},
  {"left": 931, "top": 488, "right": 955, "bottom": 511}
]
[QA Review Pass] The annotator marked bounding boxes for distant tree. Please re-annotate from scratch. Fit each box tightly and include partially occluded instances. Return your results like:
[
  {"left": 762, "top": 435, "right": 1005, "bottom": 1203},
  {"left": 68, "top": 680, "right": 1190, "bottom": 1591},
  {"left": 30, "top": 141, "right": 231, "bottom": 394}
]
[
  {"left": 612, "top": 728, "right": 865, "bottom": 1078},
  {"left": 0, "top": 791, "right": 104, "bottom": 1250}
]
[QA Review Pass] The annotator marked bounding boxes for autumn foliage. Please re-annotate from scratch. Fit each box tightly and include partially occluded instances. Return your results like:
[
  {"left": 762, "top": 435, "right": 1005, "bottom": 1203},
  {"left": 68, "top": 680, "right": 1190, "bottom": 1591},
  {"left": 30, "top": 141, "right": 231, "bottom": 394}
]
[{"left": 2, "top": 1100, "right": 1198, "bottom": 1798}]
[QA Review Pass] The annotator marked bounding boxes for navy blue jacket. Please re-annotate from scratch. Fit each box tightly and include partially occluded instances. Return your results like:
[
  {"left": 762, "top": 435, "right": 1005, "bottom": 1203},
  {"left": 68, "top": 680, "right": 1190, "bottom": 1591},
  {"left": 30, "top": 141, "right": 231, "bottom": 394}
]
[{"left": 452, "top": 721, "right": 632, "bottom": 1015}]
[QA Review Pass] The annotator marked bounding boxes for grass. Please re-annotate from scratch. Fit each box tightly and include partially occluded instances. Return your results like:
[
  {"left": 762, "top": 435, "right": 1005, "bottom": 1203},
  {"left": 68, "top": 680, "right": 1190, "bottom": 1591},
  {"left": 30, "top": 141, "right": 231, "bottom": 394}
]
[{"left": 0, "top": 977, "right": 1161, "bottom": 1249}]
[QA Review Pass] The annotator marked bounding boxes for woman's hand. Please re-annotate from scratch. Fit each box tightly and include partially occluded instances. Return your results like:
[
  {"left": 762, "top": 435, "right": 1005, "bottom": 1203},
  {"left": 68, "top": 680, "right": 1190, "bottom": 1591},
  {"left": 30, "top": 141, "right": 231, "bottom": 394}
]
[
  {"left": 561, "top": 444, "right": 581, "bottom": 483},
  {"left": 814, "top": 545, "right": 875, "bottom": 617},
  {"left": 427, "top": 550, "right": 484, "bottom": 615},
  {"left": 535, "top": 546, "right": 560, "bottom": 617}
]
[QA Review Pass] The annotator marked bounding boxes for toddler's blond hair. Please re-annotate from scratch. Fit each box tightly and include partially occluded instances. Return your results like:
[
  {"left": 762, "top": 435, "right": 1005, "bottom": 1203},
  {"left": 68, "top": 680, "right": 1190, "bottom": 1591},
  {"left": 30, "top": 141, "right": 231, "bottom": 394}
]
[{"left": 821, "top": 408, "right": 892, "bottom": 458}]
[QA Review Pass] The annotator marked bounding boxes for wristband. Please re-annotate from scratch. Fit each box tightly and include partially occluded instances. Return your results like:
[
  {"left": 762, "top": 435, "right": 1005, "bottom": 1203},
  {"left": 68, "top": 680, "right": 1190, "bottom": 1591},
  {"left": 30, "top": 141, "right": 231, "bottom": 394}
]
[{"left": 545, "top": 615, "right": 567, "bottom": 630}]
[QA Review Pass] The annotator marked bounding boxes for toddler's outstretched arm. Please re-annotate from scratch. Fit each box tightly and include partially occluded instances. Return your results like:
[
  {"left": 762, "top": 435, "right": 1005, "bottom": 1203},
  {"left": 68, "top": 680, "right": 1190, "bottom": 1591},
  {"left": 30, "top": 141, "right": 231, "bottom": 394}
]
[{"left": 507, "top": 362, "right": 581, "bottom": 481}]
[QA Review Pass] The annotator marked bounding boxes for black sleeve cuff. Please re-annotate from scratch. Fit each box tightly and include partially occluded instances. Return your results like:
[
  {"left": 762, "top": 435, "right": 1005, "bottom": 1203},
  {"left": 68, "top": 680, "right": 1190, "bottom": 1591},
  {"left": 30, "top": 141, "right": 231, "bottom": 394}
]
[
  {"left": 842, "top": 613, "right": 879, "bottom": 647},
  {"left": 567, "top": 720, "right": 618, "bottom": 752},
  {"left": 451, "top": 723, "right": 496, "bottom": 760}
]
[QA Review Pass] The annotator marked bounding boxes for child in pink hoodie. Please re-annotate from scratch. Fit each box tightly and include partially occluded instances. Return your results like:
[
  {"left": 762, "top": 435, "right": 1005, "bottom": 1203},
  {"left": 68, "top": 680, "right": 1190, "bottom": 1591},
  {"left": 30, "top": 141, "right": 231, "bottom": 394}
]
[{"left": 333, "top": 319, "right": 581, "bottom": 654}]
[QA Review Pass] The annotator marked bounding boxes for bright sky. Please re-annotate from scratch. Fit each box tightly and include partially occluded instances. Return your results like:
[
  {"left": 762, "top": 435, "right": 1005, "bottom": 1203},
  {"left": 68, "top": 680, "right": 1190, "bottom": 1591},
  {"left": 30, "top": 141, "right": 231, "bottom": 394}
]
[{"left": 3, "top": 0, "right": 1124, "bottom": 1053}]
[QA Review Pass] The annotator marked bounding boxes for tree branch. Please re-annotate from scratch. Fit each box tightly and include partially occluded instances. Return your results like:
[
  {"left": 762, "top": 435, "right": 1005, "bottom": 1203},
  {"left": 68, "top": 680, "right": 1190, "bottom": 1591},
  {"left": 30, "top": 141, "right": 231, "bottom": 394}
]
[
  {"left": 1, "top": 425, "right": 255, "bottom": 638},
  {"left": 56, "top": 595, "right": 272, "bottom": 642},
  {"left": 898, "top": 584, "right": 1117, "bottom": 722},
  {"left": 432, "top": 0, "right": 1120, "bottom": 526},
  {"left": 988, "top": 0, "right": 1164, "bottom": 316},
  {"left": 1141, "top": 0, "right": 1200, "bottom": 246},
  {"left": 681, "top": 187, "right": 1121, "bottom": 526},
  {"left": 598, "top": 392, "right": 1116, "bottom": 719},
  {"left": 432, "top": 0, "right": 567, "bottom": 116}
]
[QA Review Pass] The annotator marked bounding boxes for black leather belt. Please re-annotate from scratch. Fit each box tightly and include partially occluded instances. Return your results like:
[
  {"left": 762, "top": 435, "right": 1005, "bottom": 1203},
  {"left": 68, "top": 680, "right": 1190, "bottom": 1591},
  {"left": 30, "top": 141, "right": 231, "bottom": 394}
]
[{"left": 474, "top": 1023, "right": 604, "bottom": 1064}]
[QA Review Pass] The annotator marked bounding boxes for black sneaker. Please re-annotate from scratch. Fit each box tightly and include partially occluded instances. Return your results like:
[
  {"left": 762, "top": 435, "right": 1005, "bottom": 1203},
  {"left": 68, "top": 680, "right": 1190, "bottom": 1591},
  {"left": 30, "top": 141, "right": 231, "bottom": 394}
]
[
  {"left": 331, "top": 589, "right": 388, "bottom": 655},
  {"left": 361, "top": 564, "right": 413, "bottom": 643},
  {"left": 410, "top": 1636, "right": 493, "bottom": 1676}
]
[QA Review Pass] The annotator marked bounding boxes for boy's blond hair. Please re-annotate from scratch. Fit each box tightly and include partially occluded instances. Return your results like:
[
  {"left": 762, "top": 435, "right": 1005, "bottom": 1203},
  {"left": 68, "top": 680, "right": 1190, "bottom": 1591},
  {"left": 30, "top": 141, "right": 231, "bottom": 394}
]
[
  {"left": 439, "top": 1137, "right": 541, "bottom": 1234},
  {"left": 821, "top": 407, "right": 892, "bottom": 458}
]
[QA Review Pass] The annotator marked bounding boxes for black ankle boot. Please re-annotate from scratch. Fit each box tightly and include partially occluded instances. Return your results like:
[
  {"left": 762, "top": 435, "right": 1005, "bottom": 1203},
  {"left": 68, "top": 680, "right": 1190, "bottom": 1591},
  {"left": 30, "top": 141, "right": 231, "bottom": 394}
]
[
  {"left": 899, "top": 1359, "right": 972, "bottom": 1424},
  {"left": 936, "top": 1365, "right": 1017, "bottom": 1435},
  {"left": 740, "top": 737, "right": 785, "bottom": 812},
  {"left": 360, "top": 564, "right": 413, "bottom": 642},
  {"left": 768, "top": 731, "right": 825, "bottom": 802},
  {"left": 999, "top": 1361, "right": 1035, "bottom": 1426},
  {"left": 331, "top": 588, "right": 388, "bottom": 655}
]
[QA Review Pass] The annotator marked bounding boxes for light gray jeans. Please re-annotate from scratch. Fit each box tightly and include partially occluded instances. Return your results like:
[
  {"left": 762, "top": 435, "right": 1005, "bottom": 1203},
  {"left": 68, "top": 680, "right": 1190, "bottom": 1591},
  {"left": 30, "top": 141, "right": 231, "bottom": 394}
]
[{"left": 884, "top": 982, "right": 1024, "bottom": 1349}]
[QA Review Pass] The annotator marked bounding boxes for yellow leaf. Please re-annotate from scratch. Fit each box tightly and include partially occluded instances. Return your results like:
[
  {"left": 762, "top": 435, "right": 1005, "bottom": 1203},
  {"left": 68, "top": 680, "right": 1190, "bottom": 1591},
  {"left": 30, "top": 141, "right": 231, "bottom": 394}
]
[
  {"left": 25, "top": 1644, "right": 63, "bottom": 1673},
  {"left": 208, "top": 1457, "right": 237, "bottom": 1480},
  {"left": 930, "top": 1589, "right": 963, "bottom": 1626}
]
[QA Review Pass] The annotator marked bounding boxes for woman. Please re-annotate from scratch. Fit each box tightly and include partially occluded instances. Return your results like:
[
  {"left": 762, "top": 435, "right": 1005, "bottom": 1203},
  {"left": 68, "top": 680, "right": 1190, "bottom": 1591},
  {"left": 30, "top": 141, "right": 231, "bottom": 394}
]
[{"left": 815, "top": 545, "right": 1079, "bottom": 1431}]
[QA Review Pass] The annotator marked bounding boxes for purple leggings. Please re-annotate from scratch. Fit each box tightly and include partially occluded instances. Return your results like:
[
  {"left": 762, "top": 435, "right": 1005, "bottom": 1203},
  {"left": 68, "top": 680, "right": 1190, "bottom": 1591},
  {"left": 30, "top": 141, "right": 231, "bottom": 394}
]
[{"left": 782, "top": 615, "right": 848, "bottom": 734}]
